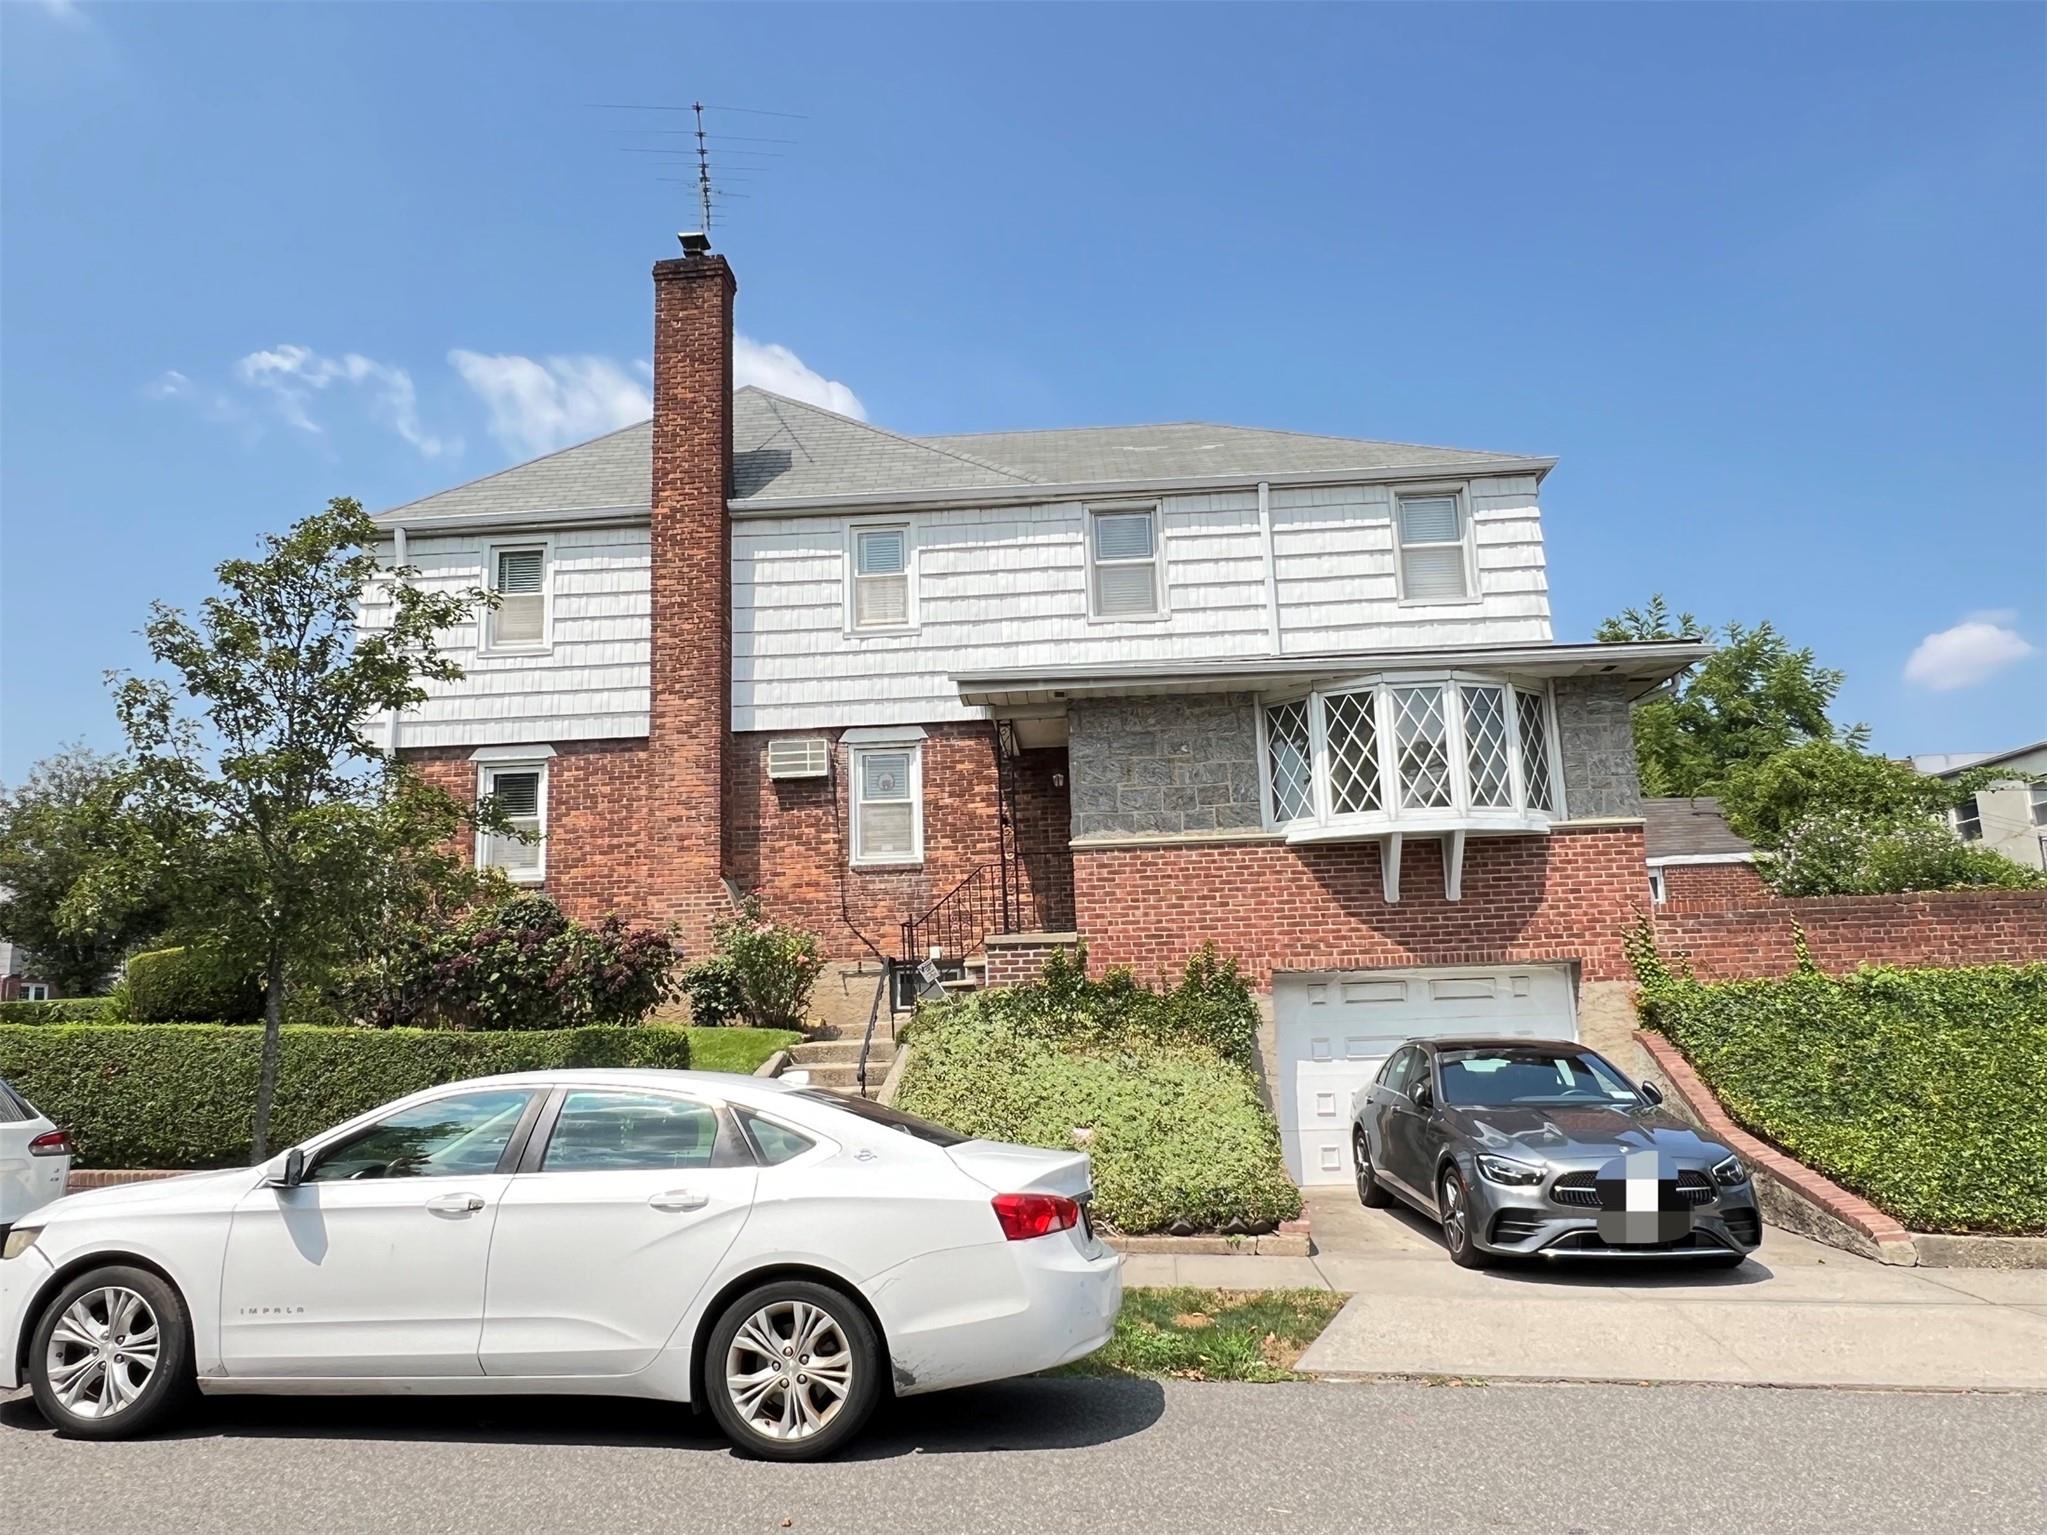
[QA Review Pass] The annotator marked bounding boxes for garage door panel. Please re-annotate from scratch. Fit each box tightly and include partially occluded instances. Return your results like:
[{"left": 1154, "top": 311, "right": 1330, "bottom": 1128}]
[{"left": 1275, "top": 965, "right": 1578, "bottom": 1186}]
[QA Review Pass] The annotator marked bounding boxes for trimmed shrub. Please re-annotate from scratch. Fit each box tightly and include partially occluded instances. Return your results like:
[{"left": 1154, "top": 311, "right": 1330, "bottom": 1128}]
[
  {"left": 677, "top": 955, "right": 745, "bottom": 1028},
  {"left": 0, "top": 997, "right": 112, "bottom": 1024},
  {"left": 710, "top": 897, "right": 826, "bottom": 1030},
  {"left": 1635, "top": 961, "right": 2047, "bottom": 1234},
  {"left": 0, "top": 1022, "right": 692, "bottom": 1169},
  {"left": 898, "top": 1007, "right": 1300, "bottom": 1235},
  {"left": 127, "top": 947, "right": 263, "bottom": 1023},
  {"left": 365, "top": 893, "right": 681, "bottom": 1031}
]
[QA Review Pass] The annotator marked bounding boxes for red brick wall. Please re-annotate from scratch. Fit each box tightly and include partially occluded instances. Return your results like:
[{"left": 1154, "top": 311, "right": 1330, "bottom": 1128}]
[
  {"left": 986, "top": 933, "right": 1082, "bottom": 987},
  {"left": 727, "top": 723, "right": 1010, "bottom": 961},
  {"left": 1659, "top": 860, "right": 1771, "bottom": 903},
  {"left": 647, "top": 251, "right": 738, "bottom": 949},
  {"left": 404, "top": 740, "right": 654, "bottom": 920},
  {"left": 1011, "top": 747, "right": 1076, "bottom": 933},
  {"left": 1651, "top": 890, "right": 2047, "bottom": 979},
  {"left": 1073, "top": 822, "right": 1648, "bottom": 986}
]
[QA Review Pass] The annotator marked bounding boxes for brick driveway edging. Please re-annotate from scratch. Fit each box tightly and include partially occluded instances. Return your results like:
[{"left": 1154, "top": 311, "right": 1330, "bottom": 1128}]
[{"left": 1633, "top": 1030, "right": 2047, "bottom": 1270}]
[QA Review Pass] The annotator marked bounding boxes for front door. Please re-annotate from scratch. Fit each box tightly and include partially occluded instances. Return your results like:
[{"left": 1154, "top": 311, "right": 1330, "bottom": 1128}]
[
  {"left": 481, "top": 1087, "right": 759, "bottom": 1377},
  {"left": 219, "top": 1086, "right": 538, "bottom": 1378}
]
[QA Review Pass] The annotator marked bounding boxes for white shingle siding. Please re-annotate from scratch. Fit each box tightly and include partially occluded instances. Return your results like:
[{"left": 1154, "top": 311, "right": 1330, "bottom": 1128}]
[{"left": 365, "top": 526, "right": 652, "bottom": 748}]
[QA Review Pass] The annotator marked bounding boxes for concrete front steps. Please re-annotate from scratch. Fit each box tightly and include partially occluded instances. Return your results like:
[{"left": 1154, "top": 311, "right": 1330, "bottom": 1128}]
[{"left": 786, "top": 1021, "right": 897, "bottom": 1094}]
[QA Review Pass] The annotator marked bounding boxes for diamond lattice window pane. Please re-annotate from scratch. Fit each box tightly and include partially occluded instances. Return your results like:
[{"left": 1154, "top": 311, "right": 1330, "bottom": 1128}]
[
  {"left": 1517, "top": 690, "right": 1555, "bottom": 812},
  {"left": 1323, "top": 690, "right": 1383, "bottom": 815},
  {"left": 1393, "top": 686, "right": 1453, "bottom": 809},
  {"left": 1462, "top": 686, "right": 1513, "bottom": 808},
  {"left": 1264, "top": 701, "right": 1313, "bottom": 823}
]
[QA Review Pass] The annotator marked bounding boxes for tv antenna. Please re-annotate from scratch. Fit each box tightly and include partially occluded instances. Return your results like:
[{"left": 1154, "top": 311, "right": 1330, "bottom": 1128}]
[{"left": 596, "top": 100, "right": 806, "bottom": 233}]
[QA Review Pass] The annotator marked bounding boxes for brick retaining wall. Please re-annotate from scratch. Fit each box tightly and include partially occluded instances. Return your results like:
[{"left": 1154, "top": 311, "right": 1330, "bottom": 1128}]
[{"left": 1651, "top": 889, "right": 2047, "bottom": 979}]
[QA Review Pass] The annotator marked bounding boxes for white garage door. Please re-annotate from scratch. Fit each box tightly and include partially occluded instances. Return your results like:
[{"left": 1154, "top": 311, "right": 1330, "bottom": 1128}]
[{"left": 1274, "top": 965, "right": 1578, "bottom": 1186}]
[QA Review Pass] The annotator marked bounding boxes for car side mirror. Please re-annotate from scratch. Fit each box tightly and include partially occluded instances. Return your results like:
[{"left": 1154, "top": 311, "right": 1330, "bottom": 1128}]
[
  {"left": 1408, "top": 1081, "right": 1434, "bottom": 1113},
  {"left": 1639, "top": 1080, "right": 1665, "bottom": 1107},
  {"left": 266, "top": 1147, "right": 305, "bottom": 1188}
]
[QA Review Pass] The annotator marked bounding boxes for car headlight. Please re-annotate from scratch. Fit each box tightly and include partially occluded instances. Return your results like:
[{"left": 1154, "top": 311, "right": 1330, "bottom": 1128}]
[
  {"left": 1711, "top": 1154, "right": 1748, "bottom": 1187},
  {"left": 2, "top": 1226, "right": 42, "bottom": 1261},
  {"left": 1475, "top": 1154, "right": 1545, "bottom": 1186}
]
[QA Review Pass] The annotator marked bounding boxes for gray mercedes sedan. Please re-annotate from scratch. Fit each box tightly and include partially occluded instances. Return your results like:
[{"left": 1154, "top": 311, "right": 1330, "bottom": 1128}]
[{"left": 1350, "top": 1038, "right": 1762, "bottom": 1268}]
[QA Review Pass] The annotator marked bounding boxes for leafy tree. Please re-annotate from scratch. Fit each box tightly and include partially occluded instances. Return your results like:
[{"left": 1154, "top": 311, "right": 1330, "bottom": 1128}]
[
  {"left": 1716, "top": 739, "right": 2018, "bottom": 846},
  {"left": 72, "top": 499, "right": 507, "bottom": 1157},
  {"left": 0, "top": 745, "right": 168, "bottom": 994},
  {"left": 1769, "top": 808, "right": 2046, "bottom": 896},
  {"left": 1597, "top": 596, "right": 1865, "bottom": 798}
]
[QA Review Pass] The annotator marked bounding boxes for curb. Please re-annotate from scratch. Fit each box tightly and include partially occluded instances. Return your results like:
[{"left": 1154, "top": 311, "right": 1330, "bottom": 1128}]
[
  {"left": 752, "top": 1049, "right": 790, "bottom": 1078},
  {"left": 1107, "top": 1219, "right": 1314, "bottom": 1258}
]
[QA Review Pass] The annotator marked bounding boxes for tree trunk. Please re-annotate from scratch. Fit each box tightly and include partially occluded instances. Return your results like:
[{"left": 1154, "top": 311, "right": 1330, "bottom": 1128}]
[{"left": 251, "top": 943, "right": 286, "bottom": 1162}]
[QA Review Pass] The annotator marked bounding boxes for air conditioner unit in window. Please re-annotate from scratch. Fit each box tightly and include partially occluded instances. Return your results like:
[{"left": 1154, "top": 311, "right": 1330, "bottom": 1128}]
[{"left": 766, "top": 737, "right": 830, "bottom": 780}]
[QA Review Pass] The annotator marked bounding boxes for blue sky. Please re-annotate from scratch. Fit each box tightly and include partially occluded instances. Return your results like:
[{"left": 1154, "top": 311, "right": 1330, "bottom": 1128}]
[{"left": 3, "top": 1, "right": 2042, "bottom": 782}]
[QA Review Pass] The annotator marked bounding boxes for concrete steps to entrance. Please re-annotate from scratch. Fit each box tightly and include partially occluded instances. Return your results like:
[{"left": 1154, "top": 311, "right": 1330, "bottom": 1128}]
[{"left": 787, "top": 1029, "right": 896, "bottom": 1093}]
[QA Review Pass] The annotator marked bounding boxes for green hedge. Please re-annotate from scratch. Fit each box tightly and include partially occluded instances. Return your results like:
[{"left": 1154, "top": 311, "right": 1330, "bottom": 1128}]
[
  {"left": 127, "top": 947, "right": 263, "bottom": 1023},
  {"left": 0, "top": 1023, "right": 692, "bottom": 1170},
  {"left": 898, "top": 1005, "right": 1301, "bottom": 1236},
  {"left": 0, "top": 997, "right": 112, "bottom": 1024},
  {"left": 1636, "top": 962, "right": 2047, "bottom": 1234}
]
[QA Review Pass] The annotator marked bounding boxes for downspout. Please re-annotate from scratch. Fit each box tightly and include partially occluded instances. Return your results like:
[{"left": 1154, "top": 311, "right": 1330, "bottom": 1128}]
[{"left": 1258, "top": 480, "right": 1281, "bottom": 655}]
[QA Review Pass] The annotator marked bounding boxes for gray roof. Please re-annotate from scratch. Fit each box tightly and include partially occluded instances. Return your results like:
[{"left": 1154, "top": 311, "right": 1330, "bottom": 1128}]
[
  {"left": 1641, "top": 797, "right": 1754, "bottom": 861},
  {"left": 379, "top": 387, "right": 1544, "bottom": 526},
  {"left": 1911, "top": 740, "right": 2047, "bottom": 778}
]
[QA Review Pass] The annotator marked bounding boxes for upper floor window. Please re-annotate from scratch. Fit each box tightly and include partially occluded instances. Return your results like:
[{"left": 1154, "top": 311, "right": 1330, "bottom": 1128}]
[
  {"left": 1089, "top": 505, "right": 1164, "bottom": 619},
  {"left": 487, "top": 544, "right": 550, "bottom": 651},
  {"left": 2030, "top": 784, "right": 2047, "bottom": 828},
  {"left": 1262, "top": 674, "right": 1560, "bottom": 836},
  {"left": 1953, "top": 796, "right": 1983, "bottom": 841},
  {"left": 1394, "top": 491, "right": 1473, "bottom": 604},
  {"left": 478, "top": 760, "right": 547, "bottom": 882},
  {"left": 850, "top": 524, "right": 912, "bottom": 631},
  {"left": 851, "top": 744, "right": 922, "bottom": 866}
]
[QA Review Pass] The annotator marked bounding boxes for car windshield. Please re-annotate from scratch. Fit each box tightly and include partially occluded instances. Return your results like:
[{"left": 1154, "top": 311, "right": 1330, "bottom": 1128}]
[
  {"left": 1436, "top": 1049, "right": 1641, "bottom": 1109},
  {"left": 790, "top": 1089, "right": 969, "bottom": 1146}
]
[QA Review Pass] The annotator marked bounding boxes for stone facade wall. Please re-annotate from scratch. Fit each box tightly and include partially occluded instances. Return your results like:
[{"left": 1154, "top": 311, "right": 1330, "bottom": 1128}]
[
  {"left": 1554, "top": 675, "right": 1643, "bottom": 820},
  {"left": 1068, "top": 693, "right": 1263, "bottom": 839},
  {"left": 1071, "top": 822, "right": 1649, "bottom": 986}
]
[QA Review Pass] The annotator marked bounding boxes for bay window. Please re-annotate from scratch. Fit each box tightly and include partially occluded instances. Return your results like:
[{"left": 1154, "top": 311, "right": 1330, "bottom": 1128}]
[{"left": 1262, "top": 674, "right": 1562, "bottom": 834}]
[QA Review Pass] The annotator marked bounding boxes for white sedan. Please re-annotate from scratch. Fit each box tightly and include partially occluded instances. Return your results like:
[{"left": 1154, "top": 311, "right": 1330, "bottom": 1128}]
[{"left": 0, "top": 1069, "right": 1122, "bottom": 1459}]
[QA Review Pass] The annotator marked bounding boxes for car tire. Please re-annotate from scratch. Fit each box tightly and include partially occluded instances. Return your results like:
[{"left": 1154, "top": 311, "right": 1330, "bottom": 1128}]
[
  {"left": 28, "top": 1264, "right": 196, "bottom": 1440},
  {"left": 704, "top": 1279, "right": 883, "bottom": 1462},
  {"left": 1353, "top": 1130, "right": 1391, "bottom": 1208},
  {"left": 1438, "top": 1168, "right": 1493, "bottom": 1270}
]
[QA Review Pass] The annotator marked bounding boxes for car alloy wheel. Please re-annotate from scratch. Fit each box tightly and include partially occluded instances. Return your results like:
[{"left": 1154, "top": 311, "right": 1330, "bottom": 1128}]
[
  {"left": 1354, "top": 1130, "right": 1390, "bottom": 1208},
  {"left": 45, "top": 1286, "right": 160, "bottom": 1421},
  {"left": 725, "top": 1298, "right": 855, "bottom": 1443},
  {"left": 1439, "top": 1168, "right": 1493, "bottom": 1269}
]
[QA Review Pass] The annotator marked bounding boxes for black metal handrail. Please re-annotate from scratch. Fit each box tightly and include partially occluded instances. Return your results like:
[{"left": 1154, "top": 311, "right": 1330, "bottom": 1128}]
[
  {"left": 900, "top": 862, "right": 1002, "bottom": 970},
  {"left": 855, "top": 962, "right": 889, "bottom": 1099}
]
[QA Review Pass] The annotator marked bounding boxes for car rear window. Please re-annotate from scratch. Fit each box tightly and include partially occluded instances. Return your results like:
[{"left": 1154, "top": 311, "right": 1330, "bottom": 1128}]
[
  {"left": 789, "top": 1089, "right": 969, "bottom": 1146},
  {"left": 0, "top": 1078, "right": 36, "bottom": 1123}
]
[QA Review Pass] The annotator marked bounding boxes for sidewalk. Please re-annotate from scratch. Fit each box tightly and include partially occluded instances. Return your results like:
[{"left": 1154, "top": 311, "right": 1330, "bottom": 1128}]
[{"left": 1123, "top": 1190, "right": 2047, "bottom": 1392}]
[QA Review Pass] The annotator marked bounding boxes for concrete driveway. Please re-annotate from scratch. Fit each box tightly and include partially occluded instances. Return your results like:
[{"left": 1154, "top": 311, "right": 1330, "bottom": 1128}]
[{"left": 1126, "top": 1191, "right": 2047, "bottom": 1391}]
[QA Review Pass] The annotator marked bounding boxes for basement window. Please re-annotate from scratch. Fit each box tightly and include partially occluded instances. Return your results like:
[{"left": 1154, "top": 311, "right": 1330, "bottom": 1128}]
[
  {"left": 851, "top": 744, "right": 922, "bottom": 867},
  {"left": 487, "top": 544, "right": 551, "bottom": 652},
  {"left": 477, "top": 762, "right": 547, "bottom": 883}
]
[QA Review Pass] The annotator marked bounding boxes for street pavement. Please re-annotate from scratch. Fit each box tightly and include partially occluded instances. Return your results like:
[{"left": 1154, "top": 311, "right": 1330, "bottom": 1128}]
[
  {"left": 1129, "top": 1191, "right": 2047, "bottom": 1391},
  {"left": 6, "top": 1375, "right": 2044, "bottom": 1533}
]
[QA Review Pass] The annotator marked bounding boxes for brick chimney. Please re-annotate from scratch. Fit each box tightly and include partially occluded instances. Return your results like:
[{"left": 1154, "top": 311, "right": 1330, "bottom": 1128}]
[{"left": 648, "top": 237, "right": 736, "bottom": 945}]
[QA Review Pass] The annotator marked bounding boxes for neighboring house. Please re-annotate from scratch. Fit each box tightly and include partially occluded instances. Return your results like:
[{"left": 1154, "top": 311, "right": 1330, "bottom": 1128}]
[
  {"left": 369, "top": 239, "right": 1709, "bottom": 1185},
  {"left": 1641, "top": 797, "right": 1765, "bottom": 904},
  {"left": 1912, "top": 741, "right": 2047, "bottom": 871},
  {"left": 0, "top": 935, "right": 53, "bottom": 1002}
]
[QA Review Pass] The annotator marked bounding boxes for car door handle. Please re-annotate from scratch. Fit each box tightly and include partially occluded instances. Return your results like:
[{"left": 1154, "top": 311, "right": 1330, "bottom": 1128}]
[
  {"left": 425, "top": 1192, "right": 485, "bottom": 1215},
  {"left": 649, "top": 1189, "right": 709, "bottom": 1213}
]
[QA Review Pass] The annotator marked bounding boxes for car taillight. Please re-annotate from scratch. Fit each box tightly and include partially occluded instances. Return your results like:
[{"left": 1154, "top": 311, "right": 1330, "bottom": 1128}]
[
  {"left": 991, "top": 1191, "right": 1080, "bottom": 1241},
  {"left": 27, "top": 1129, "right": 72, "bottom": 1158}
]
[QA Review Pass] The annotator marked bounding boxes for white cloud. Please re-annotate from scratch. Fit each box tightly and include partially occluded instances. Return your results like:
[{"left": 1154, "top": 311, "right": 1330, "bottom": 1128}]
[
  {"left": 143, "top": 370, "right": 191, "bottom": 400},
  {"left": 1903, "top": 611, "right": 2037, "bottom": 692},
  {"left": 447, "top": 351, "right": 652, "bottom": 459},
  {"left": 234, "top": 344, "right": 456, "bottom": 458},
  {"left": 734, "top": 333, "right": 865, "bottom": 420}
]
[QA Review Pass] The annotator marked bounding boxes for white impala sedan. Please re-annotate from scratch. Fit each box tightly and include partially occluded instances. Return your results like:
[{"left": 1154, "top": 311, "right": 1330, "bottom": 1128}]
[{"left": 0, "top": 1069, "right": 1122, "bottom": 1459}]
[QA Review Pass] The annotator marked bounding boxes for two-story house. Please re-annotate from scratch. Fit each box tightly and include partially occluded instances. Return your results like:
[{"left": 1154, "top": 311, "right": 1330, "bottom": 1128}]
[{"left": 370, "top": 239, "right": 1706, "bottom": 1185}]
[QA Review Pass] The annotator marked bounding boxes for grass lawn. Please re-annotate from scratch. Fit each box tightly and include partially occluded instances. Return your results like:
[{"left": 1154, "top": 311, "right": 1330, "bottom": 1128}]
[
  {"left": 679, "top": 1026, "right": 803, "bottom": 1075},
  {"left": 1054, "top": 1288, "right": 1347, "bottom": 1382}
]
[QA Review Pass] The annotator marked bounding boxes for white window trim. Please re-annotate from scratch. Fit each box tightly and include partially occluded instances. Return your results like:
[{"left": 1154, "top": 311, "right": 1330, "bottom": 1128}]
[
  {"left": 21, "top": 983, "right": 50, "bottom": 1002},
  {"left": 1391, "top": 483, "right": 1481, "bottom": 607},
  {"left": 1085, "top": 502, "right": 1170, "bottom": 624},
  {"left": 849, "top": 742, "right": 924, "bottom": 868},
  {"left": 2030, "top": 784, "right": 2047, "bottom": 829},
  {"left": 1647, "top": 869, "right": 1668, "bottom": 905},
  {"left": 1257, "top": 670, "right": 1564, "bottom": 839},
  {"left": 481, "top": 538, "right": 555, "bottom": 657},
  {"left": 845, "top": 521, "right": 917, "bottom": 636},
  {"left": 475, "top": 757, "right": 549, "bottom": 884}
]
